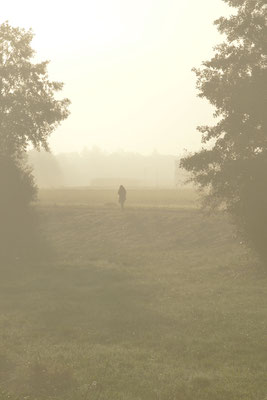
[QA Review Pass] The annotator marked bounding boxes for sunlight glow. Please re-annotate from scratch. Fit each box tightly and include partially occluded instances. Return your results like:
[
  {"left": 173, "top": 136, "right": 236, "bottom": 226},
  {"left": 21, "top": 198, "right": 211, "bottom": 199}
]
[{"left": 1, "top": 0, "right": 230, "bottom": 155}]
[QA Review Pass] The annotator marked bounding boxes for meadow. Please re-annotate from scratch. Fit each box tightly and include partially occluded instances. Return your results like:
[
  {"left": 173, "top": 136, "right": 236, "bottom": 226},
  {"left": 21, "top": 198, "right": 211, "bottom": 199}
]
[{"left": 0, "top": 188, "right": 266, "bottom": 400}]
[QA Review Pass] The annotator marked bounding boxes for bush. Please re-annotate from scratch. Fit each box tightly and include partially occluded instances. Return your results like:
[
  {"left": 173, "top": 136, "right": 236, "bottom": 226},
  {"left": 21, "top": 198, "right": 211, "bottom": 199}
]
[
  {"left": 231, "top": 156, "right": 267, "bottom": 261},
  {"left": 0, "top": 155, "right": 38, "bottom": 263}
]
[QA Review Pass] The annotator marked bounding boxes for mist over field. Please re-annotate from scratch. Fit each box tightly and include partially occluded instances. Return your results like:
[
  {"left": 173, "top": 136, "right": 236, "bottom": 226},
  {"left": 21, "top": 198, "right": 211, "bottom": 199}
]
[
  {"left": 1, "top": 0, "right": 267, "bottom": 399},
  {"left": 28, "top": 149, "right": 184, "bottom": 188}
]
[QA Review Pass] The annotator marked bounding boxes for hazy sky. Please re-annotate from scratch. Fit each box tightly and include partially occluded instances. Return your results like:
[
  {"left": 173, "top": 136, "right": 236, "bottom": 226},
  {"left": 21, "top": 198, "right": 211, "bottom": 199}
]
[{"left": 1, "top": 0, "right": 231, "bottom": 155}]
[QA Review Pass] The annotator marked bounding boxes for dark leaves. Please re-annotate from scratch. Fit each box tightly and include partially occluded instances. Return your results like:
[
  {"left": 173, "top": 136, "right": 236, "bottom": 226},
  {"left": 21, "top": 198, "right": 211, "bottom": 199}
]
[{"left": 181, "top": 0, "right": 267, "bottom": 259}]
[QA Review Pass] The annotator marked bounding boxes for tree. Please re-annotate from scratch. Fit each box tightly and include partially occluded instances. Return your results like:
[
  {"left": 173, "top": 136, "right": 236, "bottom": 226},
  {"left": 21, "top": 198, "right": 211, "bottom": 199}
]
[
  {"left": 0, "top": 22, "right": 70, "bottom": 155},
  {"left": 180, "top": 1, "right": 267, "bottom": 260},
  {"left": 0, "top": 22, "right": 70, "bottom": 261}
]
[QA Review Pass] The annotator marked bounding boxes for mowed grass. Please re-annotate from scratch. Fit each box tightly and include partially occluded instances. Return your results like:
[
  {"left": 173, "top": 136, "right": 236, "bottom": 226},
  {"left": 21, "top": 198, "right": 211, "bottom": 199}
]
[
  {"left": 38, "top": 187, "right": 198, "bottom": 209},
  {"left": 0, "top": 189, "right": 266, "bottom": 400}
]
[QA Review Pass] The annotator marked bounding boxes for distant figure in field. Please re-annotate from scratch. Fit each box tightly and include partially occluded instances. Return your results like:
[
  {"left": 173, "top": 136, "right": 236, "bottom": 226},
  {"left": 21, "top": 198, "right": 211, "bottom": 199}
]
[{"left": 118, "top": 185, "right": 126, "bottom": 210}]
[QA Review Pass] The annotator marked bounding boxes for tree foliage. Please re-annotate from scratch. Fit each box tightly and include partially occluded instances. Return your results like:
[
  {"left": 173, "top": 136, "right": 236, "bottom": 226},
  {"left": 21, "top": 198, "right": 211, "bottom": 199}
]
[
  {"left": 180, "top": 0, "right": 267, "bottom": 259},
  {"left": 0, "top": 155, "right": 39, "bottom": 261},
  {"left": 0, "top": 22, "right": 70, "bottom": 261},
  {"left": 0, "top": 22, "right": 70, "bottom": 156}
]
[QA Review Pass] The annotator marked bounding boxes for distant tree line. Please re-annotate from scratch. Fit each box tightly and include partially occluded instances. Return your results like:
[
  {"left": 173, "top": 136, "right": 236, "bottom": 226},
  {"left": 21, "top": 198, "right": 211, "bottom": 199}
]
[{"left": 28, "top": 148, "right": 183, "bottom": 188}]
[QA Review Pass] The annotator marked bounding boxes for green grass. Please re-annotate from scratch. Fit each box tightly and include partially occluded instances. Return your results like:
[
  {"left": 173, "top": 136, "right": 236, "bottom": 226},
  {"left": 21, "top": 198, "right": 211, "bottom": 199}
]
[{"left": 0, "top": 190, "right": 266, "bottom": 399}]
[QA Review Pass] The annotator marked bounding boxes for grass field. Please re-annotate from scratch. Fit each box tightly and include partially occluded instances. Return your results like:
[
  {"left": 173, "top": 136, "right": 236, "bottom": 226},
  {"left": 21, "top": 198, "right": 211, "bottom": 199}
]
[
  {"left": 38, "top": 187, "right": 198, "bottom": 208},
  {"left": 0, "top": 189, "right": 266, "bottom": 399}
]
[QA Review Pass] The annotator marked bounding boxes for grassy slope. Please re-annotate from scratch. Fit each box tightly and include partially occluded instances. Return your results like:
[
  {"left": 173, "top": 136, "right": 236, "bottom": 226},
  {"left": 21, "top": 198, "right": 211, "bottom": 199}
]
[{"left": 0, "top": 200, "right": 266, "bottom": 399}]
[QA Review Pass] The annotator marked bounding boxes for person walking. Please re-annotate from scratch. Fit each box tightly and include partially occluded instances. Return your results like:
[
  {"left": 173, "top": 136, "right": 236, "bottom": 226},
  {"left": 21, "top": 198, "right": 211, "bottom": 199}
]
[{"left": 118, "top": 185, "right": 126, "bottom": 210}]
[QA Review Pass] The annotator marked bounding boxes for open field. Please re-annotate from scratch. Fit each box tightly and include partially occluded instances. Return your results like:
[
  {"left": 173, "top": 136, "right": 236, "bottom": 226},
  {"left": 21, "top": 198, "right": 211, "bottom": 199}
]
[
  {"left": 0, "top": 189, "right": 267, "bottom": 399},
  {"left": 38, "top": 187, "right": 199, "bottom": 209}
]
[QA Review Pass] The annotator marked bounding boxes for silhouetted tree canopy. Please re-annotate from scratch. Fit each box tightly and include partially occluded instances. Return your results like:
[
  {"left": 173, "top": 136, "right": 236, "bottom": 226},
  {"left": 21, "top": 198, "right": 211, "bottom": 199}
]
[
  {"left": 180, "top": 0, "right": 267, "bottom": 260},
  {"left": 0, "top": 22, "right": 70, "bottom": 156},
  {"left": 0, "top": 22, "right": 70, "bottom": 262}
]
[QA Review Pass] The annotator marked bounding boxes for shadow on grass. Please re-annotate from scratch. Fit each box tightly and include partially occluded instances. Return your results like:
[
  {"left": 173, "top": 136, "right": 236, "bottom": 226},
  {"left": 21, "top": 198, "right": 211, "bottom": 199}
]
[
  {"left": 0, "top": 259, "right": 178, "bottom": 399},
  {"left": 0, "top": 206, "right": 54, "bottom": 269}
]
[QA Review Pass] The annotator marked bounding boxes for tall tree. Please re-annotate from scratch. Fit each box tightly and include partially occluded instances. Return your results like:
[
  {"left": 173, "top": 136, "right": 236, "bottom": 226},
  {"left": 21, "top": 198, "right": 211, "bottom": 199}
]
[
  {"left": 0, "top": 22, "right": 70, "bottom": 156},
  {"left": 0, "top": 22, "right": 70, "bottom": 260},
  {"left": 180, "top": 1, "right": 267, "bottom": 259}
]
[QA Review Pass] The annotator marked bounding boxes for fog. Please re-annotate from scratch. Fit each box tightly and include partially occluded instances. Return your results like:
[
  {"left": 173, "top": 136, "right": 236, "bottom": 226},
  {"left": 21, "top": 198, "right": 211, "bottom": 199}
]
[
  {"left": 1, "top": 0, "right": 230, "bottom": 156},
  {"left": 1, "top": 1, "right": 266, "bottom": 399},
  {"left": 29, "top": 148, "right": 186, "bottom": 188}
]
